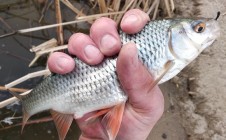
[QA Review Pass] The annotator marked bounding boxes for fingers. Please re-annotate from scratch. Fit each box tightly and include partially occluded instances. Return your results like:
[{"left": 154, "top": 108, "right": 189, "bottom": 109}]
[
  {"left": 47, "top": 52, "right": 75, "bottom": 74},
  {"left": 49, "top": 9, "right": 149, "bottom": 74},
  {"left": 68, "top": 33, "right": 104, "bottom": 65},
  {"left": 68, "top": 17, "right": 121, "bottom": 65},
  {"left": 69, "top": 9, "right": 149, "bottom": 64},
  {"left": 116, "top": 42, "right": 164, "bottom": 118},
  {"left": 90, "top": 17, "right": 121, "bottom": 56},
  {"left": 120, "top": 9, "right": 150, "bottom": 34}
]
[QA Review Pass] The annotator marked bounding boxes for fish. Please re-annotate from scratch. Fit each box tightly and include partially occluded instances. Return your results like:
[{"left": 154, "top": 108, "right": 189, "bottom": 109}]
[{"left": 11, "top": 17, "right": 220, "bottom": 140}]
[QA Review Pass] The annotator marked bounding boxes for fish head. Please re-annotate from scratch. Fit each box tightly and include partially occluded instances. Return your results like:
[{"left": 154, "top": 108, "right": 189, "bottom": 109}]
[{"left": 170, "top": 18, "right": 220, "bottom": 61}]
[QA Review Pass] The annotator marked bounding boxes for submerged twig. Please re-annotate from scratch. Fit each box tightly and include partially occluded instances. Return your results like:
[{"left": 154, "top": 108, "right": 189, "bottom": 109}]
[
  {"left": 0, "top": 117, "right": 53, "bottom": 130},
  {"left": 39, "top": 0, "right": 53, "bottom": 23},
  {"left": 0, "top": 49, "right": 31, "bottom": 62},
  {"left": 0, "top": 17, "right": 16, "bottom": 38}
]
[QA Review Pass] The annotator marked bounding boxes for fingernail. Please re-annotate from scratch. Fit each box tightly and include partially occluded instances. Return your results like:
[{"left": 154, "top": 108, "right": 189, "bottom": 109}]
[
  {"left": 100, "top": 34, "right": 117, "bottom": 50},
  {"left": 122, "top": 15, "right": 138, "bottom": 25},
  {"left": 56, "top": 56, "right": 70, "bottom": 70},
  {"left": 84, "top": 45, "right": 100, "bottom": 59}
]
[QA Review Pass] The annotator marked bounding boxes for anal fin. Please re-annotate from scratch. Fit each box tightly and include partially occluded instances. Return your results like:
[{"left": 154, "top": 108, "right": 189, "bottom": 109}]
[
  {"left": 102, "top": 102, "right": 126, "bottom": 140},
  {"left": 50, "top": 110, "right": 73, "bottom": 140},
  {"left": 21, "top": 108, "right": 30, "bottom": 133}
]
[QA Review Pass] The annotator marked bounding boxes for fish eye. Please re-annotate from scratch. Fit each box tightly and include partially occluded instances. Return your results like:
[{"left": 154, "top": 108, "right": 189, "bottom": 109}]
[{"left": 194, "top": 22, "right": 206, "bottom": 33}]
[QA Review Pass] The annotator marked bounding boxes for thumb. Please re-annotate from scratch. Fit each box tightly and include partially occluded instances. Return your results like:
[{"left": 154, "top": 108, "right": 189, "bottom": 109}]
[{"left": 116, "top": 42, "right": 164, "bottom": 117}]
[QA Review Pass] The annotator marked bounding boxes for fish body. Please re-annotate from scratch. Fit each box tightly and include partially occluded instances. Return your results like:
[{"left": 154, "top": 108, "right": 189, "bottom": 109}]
[{"left": 20, "top": 18, "right": 219, "bottom": 140}]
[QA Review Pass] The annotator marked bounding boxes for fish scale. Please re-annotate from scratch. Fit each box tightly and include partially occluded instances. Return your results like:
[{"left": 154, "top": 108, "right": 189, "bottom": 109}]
[{"left": 19, "top": 17, "right": 219, "bottom": 140}]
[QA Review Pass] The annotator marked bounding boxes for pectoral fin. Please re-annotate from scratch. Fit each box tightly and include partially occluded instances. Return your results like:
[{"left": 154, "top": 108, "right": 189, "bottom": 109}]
[
  {"left": 148, "top": 60, "right": 175, "bottom": 92},
  {"left": 101, "top": 102, "right": 126, "bottom": 140},
  {"left": 50, "top": 110, "right": 73, "bottom": 140}
]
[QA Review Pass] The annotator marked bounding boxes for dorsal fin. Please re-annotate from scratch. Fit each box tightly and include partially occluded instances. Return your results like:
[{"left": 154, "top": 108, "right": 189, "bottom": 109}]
[
  {"left": 50, "top": 110, "right": 73, "bottom": 140},
  {"left": 7, "top": 89, "right": 23, "bottom": 100}
]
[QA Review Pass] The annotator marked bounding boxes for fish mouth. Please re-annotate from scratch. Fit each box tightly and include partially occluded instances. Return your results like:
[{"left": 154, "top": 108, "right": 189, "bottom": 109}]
[
  {"left": 201, "top": 19, "right": 220, "bottom": 47},
  {"left": 202, "top": 38, "right": 215, "bottom": 47}
]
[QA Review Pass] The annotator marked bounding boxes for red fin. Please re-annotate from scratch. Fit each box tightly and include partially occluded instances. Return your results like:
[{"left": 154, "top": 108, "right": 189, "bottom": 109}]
[
  {"left": 86, "top": 108, "right": 111, "bottom": 123},
  {"left": 21, "top": 108, "right": 30, "bottom": 133},
  {"left": 50, "top": 110, "right": 73, "bottom": 140},
  {"left": 102, "top": 102, "right": 125, "bottom": 140}
]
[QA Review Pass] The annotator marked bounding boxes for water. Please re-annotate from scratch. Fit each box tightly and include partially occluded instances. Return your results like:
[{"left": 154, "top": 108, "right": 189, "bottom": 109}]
[{"left": 0, "top": 0, "right": 94, "bottom": 139}]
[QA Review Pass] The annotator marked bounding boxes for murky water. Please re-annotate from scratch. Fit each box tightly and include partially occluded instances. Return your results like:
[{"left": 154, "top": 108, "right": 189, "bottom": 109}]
[{"left": 0, "top": 0, "right": 94, "bottom": 139}]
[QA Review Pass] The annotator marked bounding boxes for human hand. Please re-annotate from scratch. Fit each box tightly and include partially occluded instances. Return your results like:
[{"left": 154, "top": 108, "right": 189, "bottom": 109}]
[{"left": 48, "top": 9, "right": 164, "bottom": 140}]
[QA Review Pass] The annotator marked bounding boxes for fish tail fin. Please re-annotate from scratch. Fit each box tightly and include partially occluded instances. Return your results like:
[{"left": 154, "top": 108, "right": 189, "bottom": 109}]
[
  {"left": 102, "top": 102, "right": 126, "bottom": 140},
  {"left": 7, "top": 89, "right": 31, "bottom": 133}
]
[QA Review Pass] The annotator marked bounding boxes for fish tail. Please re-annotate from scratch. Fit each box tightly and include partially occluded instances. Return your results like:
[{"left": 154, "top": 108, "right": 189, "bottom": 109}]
[{"left": 8, "top": 89, "right": 31, "bottom": 133}]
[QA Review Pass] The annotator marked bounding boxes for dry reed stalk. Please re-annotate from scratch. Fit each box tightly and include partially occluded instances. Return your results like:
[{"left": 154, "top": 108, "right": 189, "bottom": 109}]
[
  {"left": 98, "top": 0, "right": 108, "bottom": 13},
  {"left": 170, "top": 0, "right": 175, "bottom": 11},
  {"left": 55, "top": 0, "right": 64, "bottom": 45},
  {"left": 164, "top": 0, "right": 172, "bottom": 17},
  {"left": 5, "top": 70, "right": 50, "bottom": 89},
  {"left": 36, "top": 45, "right": 68, "bottom": 55},
  {"left": 152, "top": 0, "right": 160, "bottom": 20},
  {"left": 30, "top": 38, "right": 58, "bottom": 53},
  {"left": 111, "top": 0, "right": 121, "bottom": 20},
  {"left": 29, "top": 39, "right": 58, "bottom": 67},
  {"left": 0, "top": 86, "right": 28, "bottom": 93},
  {"left": 147, "top": 0, "right": 158, "bottom": 16},
  {"left": 0, "top": 90, "right": 32, "bottom": 108},
  {"left": 77, "top": 11, "right": 125, "bottom": 20},
  {"left": 60, "top": 0, "right": 85, "bottom": 17},
  {"left": 114, "top": 0, "right": 135, "bottom": 24}
]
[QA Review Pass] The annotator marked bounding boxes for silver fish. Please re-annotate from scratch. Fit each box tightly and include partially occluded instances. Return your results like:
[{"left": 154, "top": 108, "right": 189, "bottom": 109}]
[{"left": 15, "top": 17, "right": 220, "bottom": 140}]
